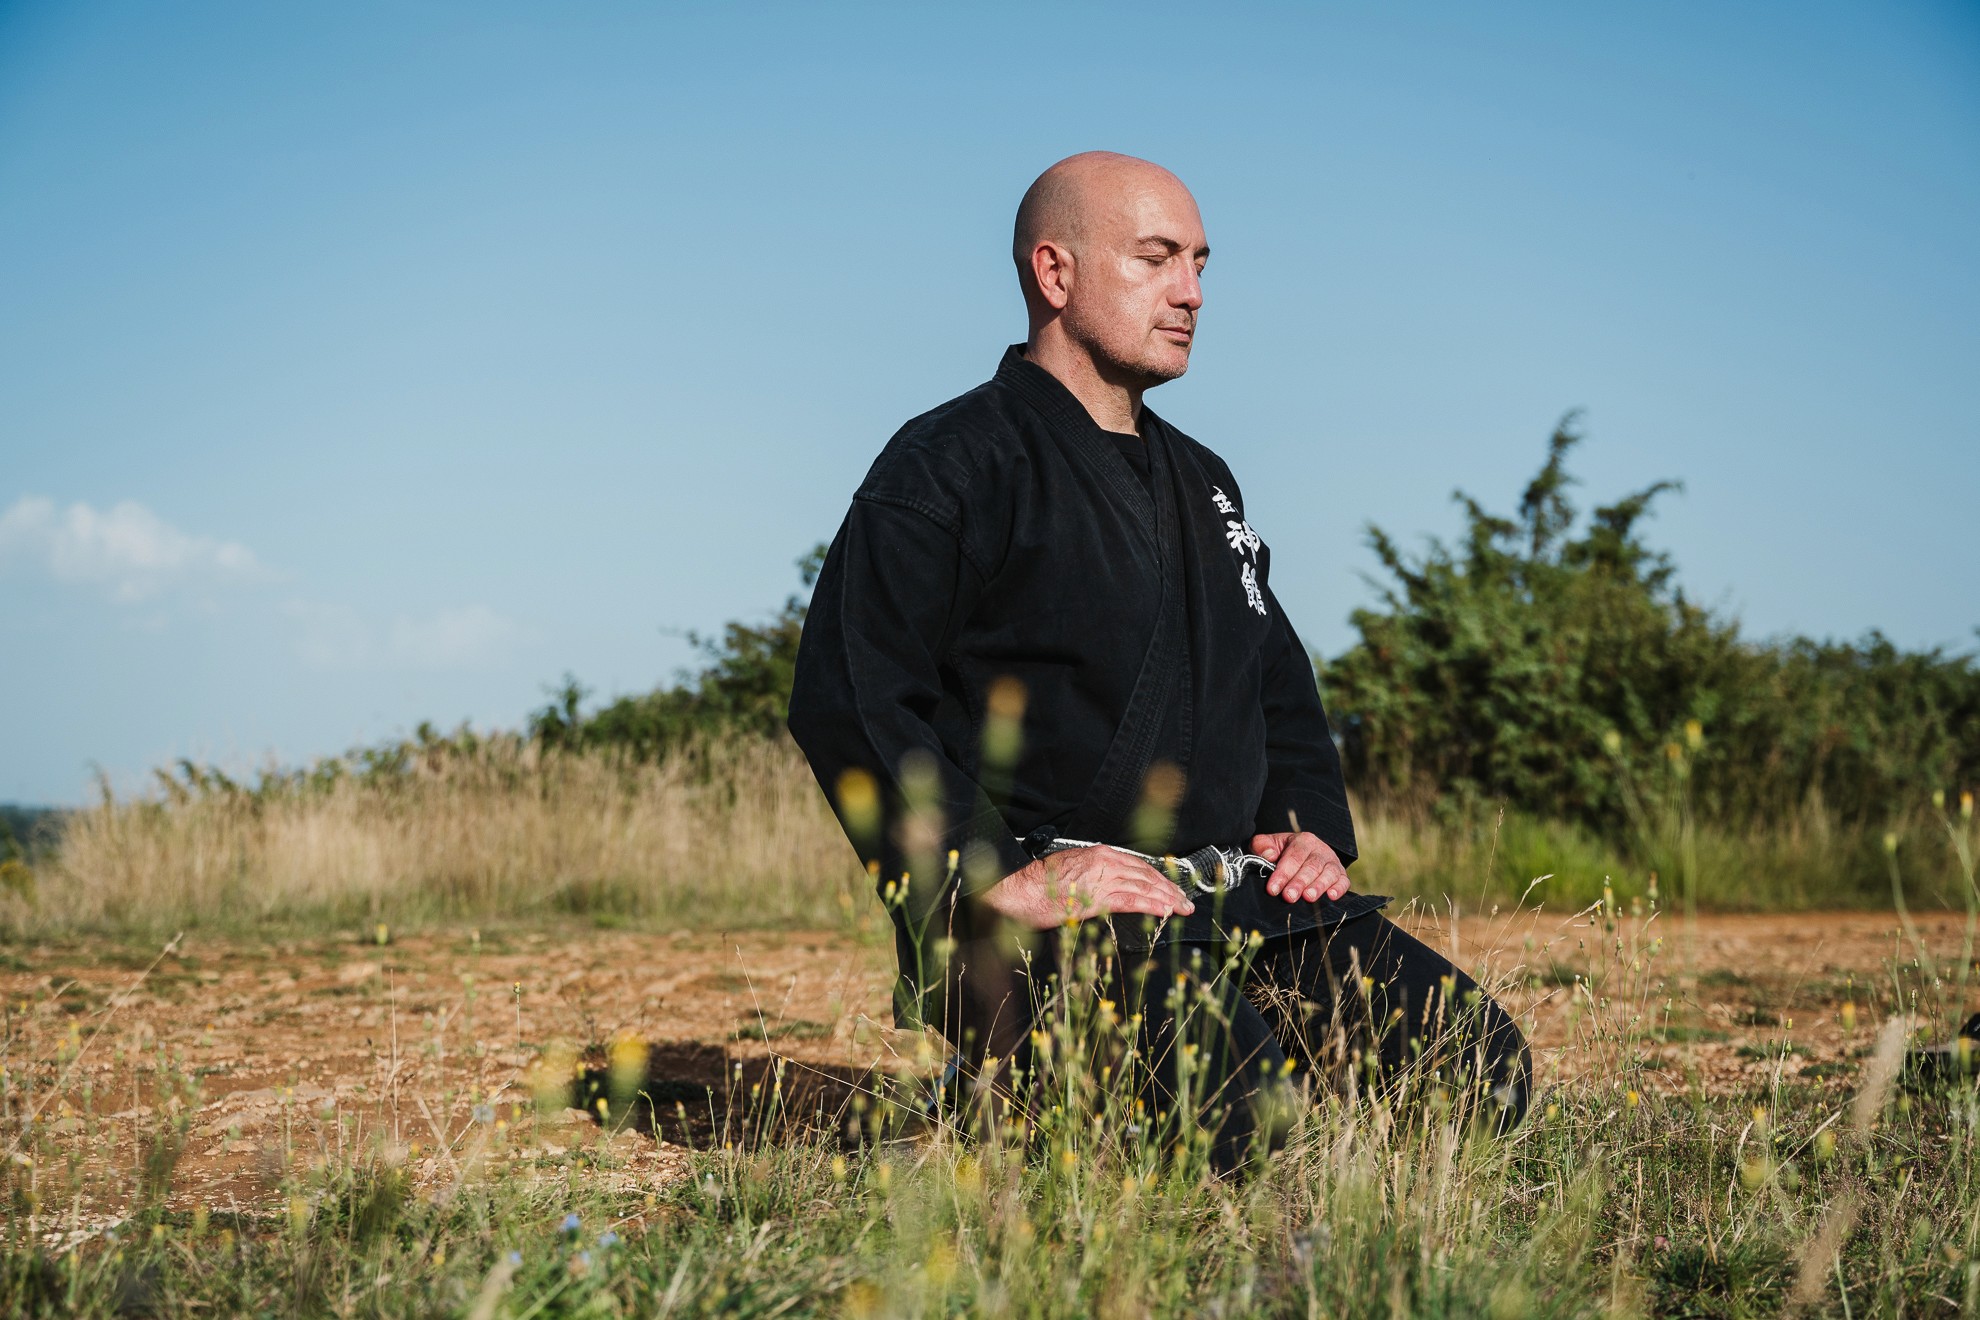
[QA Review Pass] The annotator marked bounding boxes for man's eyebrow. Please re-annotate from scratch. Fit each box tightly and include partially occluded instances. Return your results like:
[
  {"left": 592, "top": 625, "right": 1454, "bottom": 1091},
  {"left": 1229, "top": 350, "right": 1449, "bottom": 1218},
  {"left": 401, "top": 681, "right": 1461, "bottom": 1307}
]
[{"left": 1133, "top": 235, "right": 1212, "bottom": 258}]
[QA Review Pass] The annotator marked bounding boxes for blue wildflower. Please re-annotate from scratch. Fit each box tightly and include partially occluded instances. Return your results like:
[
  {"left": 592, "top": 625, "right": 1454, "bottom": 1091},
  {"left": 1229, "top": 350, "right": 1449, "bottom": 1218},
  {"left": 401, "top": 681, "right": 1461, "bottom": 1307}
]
[
  {"left": 597, "top": 1231, "right": 620, "bottom": 1249},
  {"left": 559, "top": 1213, "right": 581, "bottom": 1235}
]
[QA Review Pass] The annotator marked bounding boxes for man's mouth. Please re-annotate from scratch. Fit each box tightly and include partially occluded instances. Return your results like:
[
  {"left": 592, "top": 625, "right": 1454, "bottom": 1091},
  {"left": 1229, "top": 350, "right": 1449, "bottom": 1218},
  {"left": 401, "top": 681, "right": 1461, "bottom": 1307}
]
[{"left": 1157, "top": 325, "right": 1193, "bottom": 343}]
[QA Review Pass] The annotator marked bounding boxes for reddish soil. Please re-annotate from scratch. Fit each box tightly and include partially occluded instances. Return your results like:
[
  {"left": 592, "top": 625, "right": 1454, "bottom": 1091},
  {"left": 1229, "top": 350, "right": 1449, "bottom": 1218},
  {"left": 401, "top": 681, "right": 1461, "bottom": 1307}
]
[{"left": 5, "top": 908, "right": 1976, "bottom": 1225}]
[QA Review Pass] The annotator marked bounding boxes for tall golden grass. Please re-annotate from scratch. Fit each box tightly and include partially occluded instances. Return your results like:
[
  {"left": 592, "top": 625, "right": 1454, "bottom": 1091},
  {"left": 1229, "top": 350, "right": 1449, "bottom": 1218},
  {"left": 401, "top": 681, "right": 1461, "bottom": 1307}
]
[
  {"left": 10, "top": 737, "right": 865, "bottom": 934},
  {"left": 7, "top": 732, "right": 1968, "bottom": 937}
]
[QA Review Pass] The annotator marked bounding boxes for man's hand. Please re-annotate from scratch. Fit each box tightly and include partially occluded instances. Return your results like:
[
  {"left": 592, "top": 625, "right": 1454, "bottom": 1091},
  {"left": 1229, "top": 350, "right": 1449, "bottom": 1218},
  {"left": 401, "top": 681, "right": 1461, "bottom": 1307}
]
[
  {"left": 978, "top": 847, "right": 1197, "bottom": 931},
  {"left": 1251, "top": 831, "right": 1350, "bottom": 903}
]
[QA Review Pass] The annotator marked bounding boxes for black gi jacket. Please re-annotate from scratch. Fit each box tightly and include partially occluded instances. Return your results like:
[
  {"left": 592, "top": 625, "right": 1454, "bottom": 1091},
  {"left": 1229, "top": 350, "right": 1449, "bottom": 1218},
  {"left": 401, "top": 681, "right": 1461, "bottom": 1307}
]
[{"left": 788, "top": 345, "right": 1386, "bottom": 1028}]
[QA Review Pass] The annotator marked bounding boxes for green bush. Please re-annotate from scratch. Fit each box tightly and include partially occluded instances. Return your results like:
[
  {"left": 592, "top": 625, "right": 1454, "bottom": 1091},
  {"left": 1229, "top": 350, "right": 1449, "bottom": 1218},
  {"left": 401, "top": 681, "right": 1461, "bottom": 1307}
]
[{"left": 1322, "top": 415, "right": 1979, "bottom": 840}]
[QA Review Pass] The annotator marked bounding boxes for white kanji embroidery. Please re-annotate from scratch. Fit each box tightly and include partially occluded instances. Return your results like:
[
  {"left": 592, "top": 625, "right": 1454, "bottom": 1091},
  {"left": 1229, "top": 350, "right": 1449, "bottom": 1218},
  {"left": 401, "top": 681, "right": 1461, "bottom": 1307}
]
[
  {"left": 1207, "top": 484, "right": 1269, "bottom": 618},
  {"left": 1239, "top": 561, "right": 1268, "bottom": 616},
  {"left": 1224, "top": 519, "right": 1261, "bottom": 557}
]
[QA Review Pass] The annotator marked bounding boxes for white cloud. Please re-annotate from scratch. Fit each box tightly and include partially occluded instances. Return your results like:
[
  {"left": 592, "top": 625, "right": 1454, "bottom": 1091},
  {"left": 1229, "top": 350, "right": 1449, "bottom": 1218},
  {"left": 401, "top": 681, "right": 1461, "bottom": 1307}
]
[
  {"left": 287, "top": 600, "right": 519, "bottom": 671},
  {"left": 0, "top": 495, "right": 267, "bottom": 602}
]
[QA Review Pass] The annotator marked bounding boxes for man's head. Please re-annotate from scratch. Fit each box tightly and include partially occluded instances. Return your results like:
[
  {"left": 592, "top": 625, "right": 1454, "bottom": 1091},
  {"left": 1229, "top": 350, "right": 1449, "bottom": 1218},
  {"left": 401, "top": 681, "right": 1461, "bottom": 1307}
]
[{"left": 1013, "top": 151, "right": 1208, "bottom": 388}]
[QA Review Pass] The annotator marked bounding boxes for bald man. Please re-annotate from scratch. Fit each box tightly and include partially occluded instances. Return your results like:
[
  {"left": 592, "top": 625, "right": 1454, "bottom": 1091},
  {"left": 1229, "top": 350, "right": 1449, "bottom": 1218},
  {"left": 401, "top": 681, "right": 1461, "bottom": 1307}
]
[{"left": 789, "top": 153, "right": 1530, "bottom": 1172}]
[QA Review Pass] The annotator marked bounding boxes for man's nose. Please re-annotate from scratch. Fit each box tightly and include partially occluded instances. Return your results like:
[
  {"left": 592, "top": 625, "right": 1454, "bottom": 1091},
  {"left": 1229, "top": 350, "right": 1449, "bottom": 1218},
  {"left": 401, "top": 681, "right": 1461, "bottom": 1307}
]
[{"left": 1172, "top": 263, "right": 1203, "bottom": 311}]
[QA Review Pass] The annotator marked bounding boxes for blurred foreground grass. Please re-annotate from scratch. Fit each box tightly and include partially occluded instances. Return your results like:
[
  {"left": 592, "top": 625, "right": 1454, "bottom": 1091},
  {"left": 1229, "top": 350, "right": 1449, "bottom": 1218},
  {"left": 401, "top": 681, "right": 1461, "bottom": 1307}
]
[{"left": 3, "top": 862, "right": 1978, "bottom": 1317}]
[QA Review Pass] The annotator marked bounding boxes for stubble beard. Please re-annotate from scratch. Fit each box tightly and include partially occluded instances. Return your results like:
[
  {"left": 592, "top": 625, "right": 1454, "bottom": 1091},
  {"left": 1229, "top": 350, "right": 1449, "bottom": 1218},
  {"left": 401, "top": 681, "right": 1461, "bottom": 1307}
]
[{"left": 1068, "top": 305, "right": 1191, "bottom": 390}]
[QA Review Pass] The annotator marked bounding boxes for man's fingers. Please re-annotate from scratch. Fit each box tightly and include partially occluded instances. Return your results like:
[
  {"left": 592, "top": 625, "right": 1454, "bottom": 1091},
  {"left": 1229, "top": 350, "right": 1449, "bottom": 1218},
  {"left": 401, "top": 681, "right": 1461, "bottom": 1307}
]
[
  {"left": 1267, "top": 835, "right": 1348, "bottom": 902},
  {"left": 1111, "top": 875, "right": 1195, "bottom": 914},
  {"left": 1119, "top": 860, "right": 1197, "bottom": 911},
  {"left": 1071, "top": 862, "right": 1194, "bottom": 917},
  {"left": 1274, "top": 836, "right": 1326, "bottom": 901},
  {"left": 1301, "top": 861, "right": 1349, "bottom": 902},
  {"left": 1085, "top": 879, "right": 1190, "bottom": 920}
]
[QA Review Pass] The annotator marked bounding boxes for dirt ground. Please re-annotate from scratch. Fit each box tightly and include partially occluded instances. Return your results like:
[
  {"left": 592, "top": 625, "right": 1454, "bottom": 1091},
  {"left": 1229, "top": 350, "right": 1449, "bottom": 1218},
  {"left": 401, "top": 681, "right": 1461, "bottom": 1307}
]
[{"left": 5, "top": 906, "right": 1977, "bottom": 1230}]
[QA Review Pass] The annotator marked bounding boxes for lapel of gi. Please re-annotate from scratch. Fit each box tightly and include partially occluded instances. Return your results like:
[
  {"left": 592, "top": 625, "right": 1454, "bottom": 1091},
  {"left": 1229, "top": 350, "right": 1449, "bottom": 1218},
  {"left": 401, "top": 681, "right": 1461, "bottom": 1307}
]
[
  {"left": 994, "top": 345, "right": 1158, "bottom": 548},
  {"left": 1062, "top": 410, "right": 1189, "bottom": 844}
]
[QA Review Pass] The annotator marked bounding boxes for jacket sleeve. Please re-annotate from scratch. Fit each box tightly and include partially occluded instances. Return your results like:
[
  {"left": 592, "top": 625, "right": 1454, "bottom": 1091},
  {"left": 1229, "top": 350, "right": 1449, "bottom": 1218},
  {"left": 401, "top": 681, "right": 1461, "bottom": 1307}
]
[
  {"left": 786, "top": 493, "right": 1034, "bottom": 927},
  {"left": 1252, "top": 575, "right": 1358, "bottom": 865}
]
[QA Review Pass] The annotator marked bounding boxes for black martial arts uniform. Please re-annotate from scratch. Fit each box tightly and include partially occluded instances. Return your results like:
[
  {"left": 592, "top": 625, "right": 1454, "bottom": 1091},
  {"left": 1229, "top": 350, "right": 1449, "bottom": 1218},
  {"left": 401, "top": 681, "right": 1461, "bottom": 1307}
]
[{"left": 788, "top": 345, "right": 1529, "bottom": 1168}]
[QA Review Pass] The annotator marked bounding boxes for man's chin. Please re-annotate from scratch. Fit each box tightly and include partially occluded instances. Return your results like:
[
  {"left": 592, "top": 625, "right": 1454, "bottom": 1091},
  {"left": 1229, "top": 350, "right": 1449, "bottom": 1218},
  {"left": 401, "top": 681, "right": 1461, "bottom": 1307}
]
[
  {"left": 1120, "top": 342, "right": 1192, "bottom": 385},
  {"left": 1089, "top": 339, "right": 1191, "bottom": 388}
]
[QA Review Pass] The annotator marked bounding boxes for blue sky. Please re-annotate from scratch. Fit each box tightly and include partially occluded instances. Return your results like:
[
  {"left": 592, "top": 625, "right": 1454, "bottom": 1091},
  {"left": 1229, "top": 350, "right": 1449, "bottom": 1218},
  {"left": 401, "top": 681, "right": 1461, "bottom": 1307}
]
[{"left": 3, "top": 1, "right": 1976, "bottom": 806}]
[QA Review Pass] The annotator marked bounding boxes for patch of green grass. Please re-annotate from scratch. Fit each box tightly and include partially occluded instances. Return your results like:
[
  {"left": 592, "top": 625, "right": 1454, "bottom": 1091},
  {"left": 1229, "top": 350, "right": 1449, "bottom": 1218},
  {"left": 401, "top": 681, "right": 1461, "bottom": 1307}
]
[
  {"left": 1644, "top": 1025, "right": 1730, "bottom": 1044},
  {"left": 733, "top": 1018, "right": 831, "bottom": 1042}
]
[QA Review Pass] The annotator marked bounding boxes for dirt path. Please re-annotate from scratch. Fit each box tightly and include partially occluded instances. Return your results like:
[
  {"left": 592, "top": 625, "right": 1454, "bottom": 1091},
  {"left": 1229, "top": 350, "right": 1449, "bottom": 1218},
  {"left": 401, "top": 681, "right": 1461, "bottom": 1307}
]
[{"left": 5, "top": 908, "right": 1976, "bottom": 1225}]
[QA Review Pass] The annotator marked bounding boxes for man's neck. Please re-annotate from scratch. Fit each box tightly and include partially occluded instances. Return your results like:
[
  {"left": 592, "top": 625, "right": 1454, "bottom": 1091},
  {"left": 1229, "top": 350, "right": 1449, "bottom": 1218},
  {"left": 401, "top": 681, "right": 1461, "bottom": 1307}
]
[{"left": 1022, "top": 331, "right": 1143, "bottom": 436}]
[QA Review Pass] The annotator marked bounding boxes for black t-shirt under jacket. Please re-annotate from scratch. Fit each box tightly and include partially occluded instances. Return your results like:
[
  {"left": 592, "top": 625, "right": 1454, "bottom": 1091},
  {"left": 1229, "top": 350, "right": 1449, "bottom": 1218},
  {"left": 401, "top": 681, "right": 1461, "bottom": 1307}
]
[{"left": 788, "top": 345, "right": 1385, "bottom": 1028}]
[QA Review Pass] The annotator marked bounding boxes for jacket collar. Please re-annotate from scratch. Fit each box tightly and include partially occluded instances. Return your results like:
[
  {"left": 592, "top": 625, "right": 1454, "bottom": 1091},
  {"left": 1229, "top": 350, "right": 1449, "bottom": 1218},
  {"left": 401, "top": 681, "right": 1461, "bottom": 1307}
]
[
  {"left": 992, "top": 342, "right": 1178, "bottom": 550},
  {"left": 995, "top": 342, "right": 1118, "bottom": 439},
  {"left": 993, "top": 342, "right": 1181, "bottom": 444}
]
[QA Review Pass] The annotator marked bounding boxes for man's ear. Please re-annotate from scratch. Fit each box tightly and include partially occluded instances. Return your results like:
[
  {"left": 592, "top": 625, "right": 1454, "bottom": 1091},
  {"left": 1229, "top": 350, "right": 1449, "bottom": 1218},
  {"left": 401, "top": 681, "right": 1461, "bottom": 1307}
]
[{"left": 1029, "top": 241, "right": 1074, "bottom": 312}]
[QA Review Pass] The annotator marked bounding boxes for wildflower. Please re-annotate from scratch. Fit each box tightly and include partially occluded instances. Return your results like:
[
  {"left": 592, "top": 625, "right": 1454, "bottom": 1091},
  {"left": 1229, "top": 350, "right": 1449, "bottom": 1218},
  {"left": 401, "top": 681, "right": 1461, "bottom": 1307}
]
[
  {"left": 836, "top": 769, "right": 880, "bottom": 840},
  {"left": 1058, "top": 1147, "right": 1078, "bottom": 1174},
  {"left": 1684, "top": 719, "right": 1703, "bottom": 750},
  {"left": 1602, "top": 730, "right": 1623, "bottom": 756},
  {"left": 507, "top": 1250, "right": 523, "bottom": 1265},
  {"left": 1932, "top": 789, "right": 1946, "bottom": 811},
  {"left": 1841, "top": 1001, "right": 1858, "bottom": 1032},
  {"left": 1883, "top": 832, "right": 1899, "bottom": 855},
  {"left": 374, "top": 923, "right": 390, "bottom": 946},
  {"left": 560, "top": 1213, "right": 581, "bottom": 1235},
  {"left": 831, "top": 1155, "right": 848, "bottom": 1182},
  {"left": 925, "top": 1239, "right": 957, "bottom": 1288},
  {"left": 1814, "top": 1130, "right": 1837, "bottom": 1163},
  {"left": 1625, "top": 1090, "right": 1640, "bottom": 1109},
  {"left": 1962, "top": 791, "right": 1974, "bottom": 820},
  {"left": 472, "top": 1104, "right": 495, "bottom": 1124}
]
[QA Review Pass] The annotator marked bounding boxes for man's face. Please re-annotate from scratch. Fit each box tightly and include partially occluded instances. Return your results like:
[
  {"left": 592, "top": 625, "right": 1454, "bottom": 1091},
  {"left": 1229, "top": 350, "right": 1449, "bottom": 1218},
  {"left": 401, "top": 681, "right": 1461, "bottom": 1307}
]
[{"left": 1061, "top": 175, "right": 1208, "bottom": 386}]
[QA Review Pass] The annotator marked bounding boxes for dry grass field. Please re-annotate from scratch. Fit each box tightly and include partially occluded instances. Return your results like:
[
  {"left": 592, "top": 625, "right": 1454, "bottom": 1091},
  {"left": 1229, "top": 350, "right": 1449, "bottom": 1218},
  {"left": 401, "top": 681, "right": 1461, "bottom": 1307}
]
[{"left": 5, "top": 901, "right": 1978, "bottom": 1316}]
